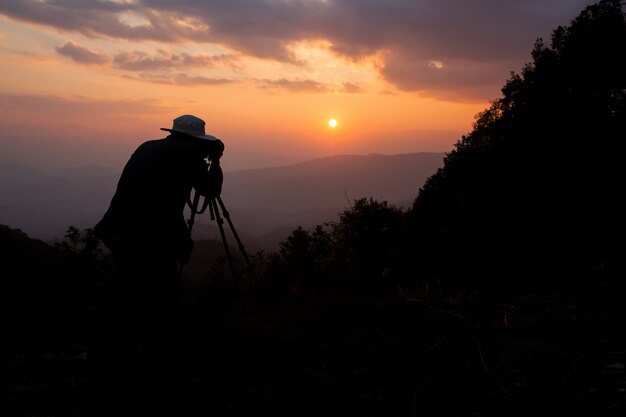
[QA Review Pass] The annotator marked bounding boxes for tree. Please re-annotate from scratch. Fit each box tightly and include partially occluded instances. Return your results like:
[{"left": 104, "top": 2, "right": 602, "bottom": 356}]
[
  {"left": 409, "top": 0, "right": 626, "bottom": 290},
  {"left": 266, "top": 198, "right": 407, "bottom": 299},
  {"left": 332, "top": 198, "right": 406, "bottom": 290}
]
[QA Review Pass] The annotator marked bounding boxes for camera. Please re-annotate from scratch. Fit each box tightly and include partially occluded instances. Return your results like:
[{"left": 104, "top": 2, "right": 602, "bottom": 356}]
[{"left": 208, "top": 138, "right": 225, "bottom": 162}]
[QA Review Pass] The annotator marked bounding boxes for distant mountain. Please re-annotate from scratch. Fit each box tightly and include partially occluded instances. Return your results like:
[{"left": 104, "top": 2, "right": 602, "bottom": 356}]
[
  {"left": 206, "top": 152, "right": 445, "bottom": 249},
  {"left": 0, "top": 162, "right": 47, "bottom": 191},
  {"left": 0, "top": 152, "right": 445, "bottom": 247},
  {"left": 0, "top": 165, "right": 120, "bottom": 240},
  {"left": 222, "top": 153, "right": 444, "bottom": 212}
]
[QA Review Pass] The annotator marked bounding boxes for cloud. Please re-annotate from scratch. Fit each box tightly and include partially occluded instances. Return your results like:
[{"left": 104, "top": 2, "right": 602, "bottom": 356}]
[
  {"left": 0, "top": 92, "right": 171, "bottom": 117},
  {"left": 55, "top": 40, "right": 109, "bottom": 65},
  {"left": 341, "top": 82, "right": 363, "bottom": 94},
  {"left": 381, "top": 50, "right": 510, "bottom": 101},
  {"left": 128, "top": 72, "right": 234, "bottom": 86},
  {"left": 174, "top": 74, "right": 233, "bottom": 86},
  {"left": 53, "top": 44, "right": 239, "bottom": 85},
  {"left": 0, "top": 0, "right": 597, "bottom": 101},
  {"left": 0, "top": 0, "right": 212, "bottom": 42},
  {"left": 260, "top": 78, "right": 329, "bottom": 93},
  {"left": 112, "top": 49, "right": 236, "bottom": 71}
]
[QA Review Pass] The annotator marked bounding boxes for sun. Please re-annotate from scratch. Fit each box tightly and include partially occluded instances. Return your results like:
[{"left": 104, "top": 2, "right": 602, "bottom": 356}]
[{"left": 328, "top": 119, "right": 338, "bottom": 128}]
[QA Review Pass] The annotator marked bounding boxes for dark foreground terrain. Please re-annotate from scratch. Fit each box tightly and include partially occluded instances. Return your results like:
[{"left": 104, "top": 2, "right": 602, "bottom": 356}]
[{"left": 2, "top": 284, "right": 625, "bottom": 417}]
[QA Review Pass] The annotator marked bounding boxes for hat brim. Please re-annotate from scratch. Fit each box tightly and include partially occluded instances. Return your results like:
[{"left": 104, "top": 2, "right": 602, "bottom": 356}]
[{"left": 161, "top": 128, "right": 218, "bottom": 141}]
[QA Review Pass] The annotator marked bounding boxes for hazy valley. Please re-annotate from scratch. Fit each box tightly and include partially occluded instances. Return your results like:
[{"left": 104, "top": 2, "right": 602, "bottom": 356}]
[{"left": 0, "top": 152, "right": 445, "bottom": 250}]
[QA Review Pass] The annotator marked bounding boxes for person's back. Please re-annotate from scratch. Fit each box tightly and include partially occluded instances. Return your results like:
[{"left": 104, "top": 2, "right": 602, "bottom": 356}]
[
  {"left": 94, "top": 114, "right": 223, "bottom": 361},
  {"left": 96, "top": 136, "right": 214, "bottom": 256}
]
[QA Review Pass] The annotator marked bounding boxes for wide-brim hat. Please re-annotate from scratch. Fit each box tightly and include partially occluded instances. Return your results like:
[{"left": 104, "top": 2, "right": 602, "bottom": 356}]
[{"left": 161, "top": 114, "right": 218, "bottom": 141}]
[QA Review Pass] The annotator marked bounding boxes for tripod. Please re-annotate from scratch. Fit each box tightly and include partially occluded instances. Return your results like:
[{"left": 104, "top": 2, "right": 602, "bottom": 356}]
[{"left": 184, "top": 190, "right": 257, "bottom": 318}]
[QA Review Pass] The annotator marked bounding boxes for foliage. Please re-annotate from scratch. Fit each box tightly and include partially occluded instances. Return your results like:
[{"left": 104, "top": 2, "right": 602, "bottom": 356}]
[
  {"left": 53, "top": 225, "right": 114, "bottom": 283},
  {"left": 408, "top": 0, "right": 626, "bottom": 290},
  {"left": 259, "top": 198, "right": 407, "bottom": 300},
  {"left": 1, "top": 224, "right": 115, "bottom": 348},
  {"left": 333, "top": 198, "right": 407, "bottom": 287}
]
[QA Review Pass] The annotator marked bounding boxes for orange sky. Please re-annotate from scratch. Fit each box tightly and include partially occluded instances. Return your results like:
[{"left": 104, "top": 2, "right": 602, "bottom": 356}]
[{"left": 0, "top": 1, "right": 594, "bottom": 171}]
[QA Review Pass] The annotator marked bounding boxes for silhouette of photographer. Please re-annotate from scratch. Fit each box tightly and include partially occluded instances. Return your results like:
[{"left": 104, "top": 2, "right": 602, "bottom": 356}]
[{"left": 94, "top": 114, "right": 223, "bottom": 357}]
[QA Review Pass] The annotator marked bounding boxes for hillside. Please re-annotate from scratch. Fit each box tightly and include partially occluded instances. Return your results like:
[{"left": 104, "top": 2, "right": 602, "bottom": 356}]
[
  {"left": 409, "top": 0, "right": 626, "bottom": 289},
  {"left": 2, "top": 224, "right": 626, "bottom": 417}
]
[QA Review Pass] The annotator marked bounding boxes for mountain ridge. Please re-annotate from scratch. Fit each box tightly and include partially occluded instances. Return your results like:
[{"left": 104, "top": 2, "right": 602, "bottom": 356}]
[{"left": 0, "top": 152, "right": 446, "bottom": 244}]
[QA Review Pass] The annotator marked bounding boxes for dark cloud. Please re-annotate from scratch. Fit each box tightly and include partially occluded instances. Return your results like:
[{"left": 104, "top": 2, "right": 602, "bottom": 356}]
[
  {"left": 0, "top": 0, "right": 598, "bottom": 100},
  {"left": 0, "top": 0, "right": 212, "bottom": 42},
  {"left": 381, "top": 50, "right": 511, "bottom": 101},
  {"left": 55, "top": 40, "right": 108, "bottom": 65},
  {"left": 112, "top": 49, "right": 236, "bottom": 71},
  {"left": 260, "top": 78, "right": 329, "bottom": 94},
  {"left": 51, "top": 42, "right": 237, "bottom": 85}
]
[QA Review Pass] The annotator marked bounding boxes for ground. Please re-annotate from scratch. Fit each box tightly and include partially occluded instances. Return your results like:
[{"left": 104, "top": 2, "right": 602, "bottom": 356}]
[{"left": 1, "top": 286, "right": 625, "bottom": 416}]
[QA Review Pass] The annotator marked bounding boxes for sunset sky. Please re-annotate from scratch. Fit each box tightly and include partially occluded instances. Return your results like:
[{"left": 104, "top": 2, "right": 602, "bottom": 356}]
[{"left": 0, "top": 0, "right": 595, "bottom": 171}]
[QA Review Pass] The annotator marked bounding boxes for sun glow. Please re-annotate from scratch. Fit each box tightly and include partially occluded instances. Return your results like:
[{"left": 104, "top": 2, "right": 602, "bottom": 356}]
[{"left": 328, "top": 119, "right": 338, "bottom": 128}]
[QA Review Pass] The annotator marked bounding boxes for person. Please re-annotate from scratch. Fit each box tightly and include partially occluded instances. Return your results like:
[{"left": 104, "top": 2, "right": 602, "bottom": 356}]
[{"left": 94, "top": 114, "right": 224, "bottom": 357}]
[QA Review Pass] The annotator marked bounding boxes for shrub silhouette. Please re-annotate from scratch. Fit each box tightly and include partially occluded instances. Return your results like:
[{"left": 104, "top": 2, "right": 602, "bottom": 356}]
[
  {"left": 263, "top": 198, "right": 407, "bottom": 299},
  {"left": 332, "top": 198, "right": 406, "bottom": 290},
  {"left": 409, "top": 0, "right": 626, "bottom": 291}
]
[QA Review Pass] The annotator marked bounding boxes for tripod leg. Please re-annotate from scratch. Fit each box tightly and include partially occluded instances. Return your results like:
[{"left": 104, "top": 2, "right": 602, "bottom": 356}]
[
  {"left": 187, "top": 191, "right": 201, "bottom": 231},
  {"left": 179, "top": 191, "right": 202, "bottom": 277},
  {"left": 210, "top": 198, "right": 248, "bottom": 321},
  {"left": 215, "top": 196, "right": 259, "bottom": 286}
]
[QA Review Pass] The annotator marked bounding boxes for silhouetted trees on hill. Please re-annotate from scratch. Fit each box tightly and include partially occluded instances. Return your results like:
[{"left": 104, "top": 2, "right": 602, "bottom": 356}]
[
  {"left": 258, "top": 198, "right": 407, "bottom": 300},
  {"left": 408, "top": 0, "right": 626, "bottom": 291}
]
